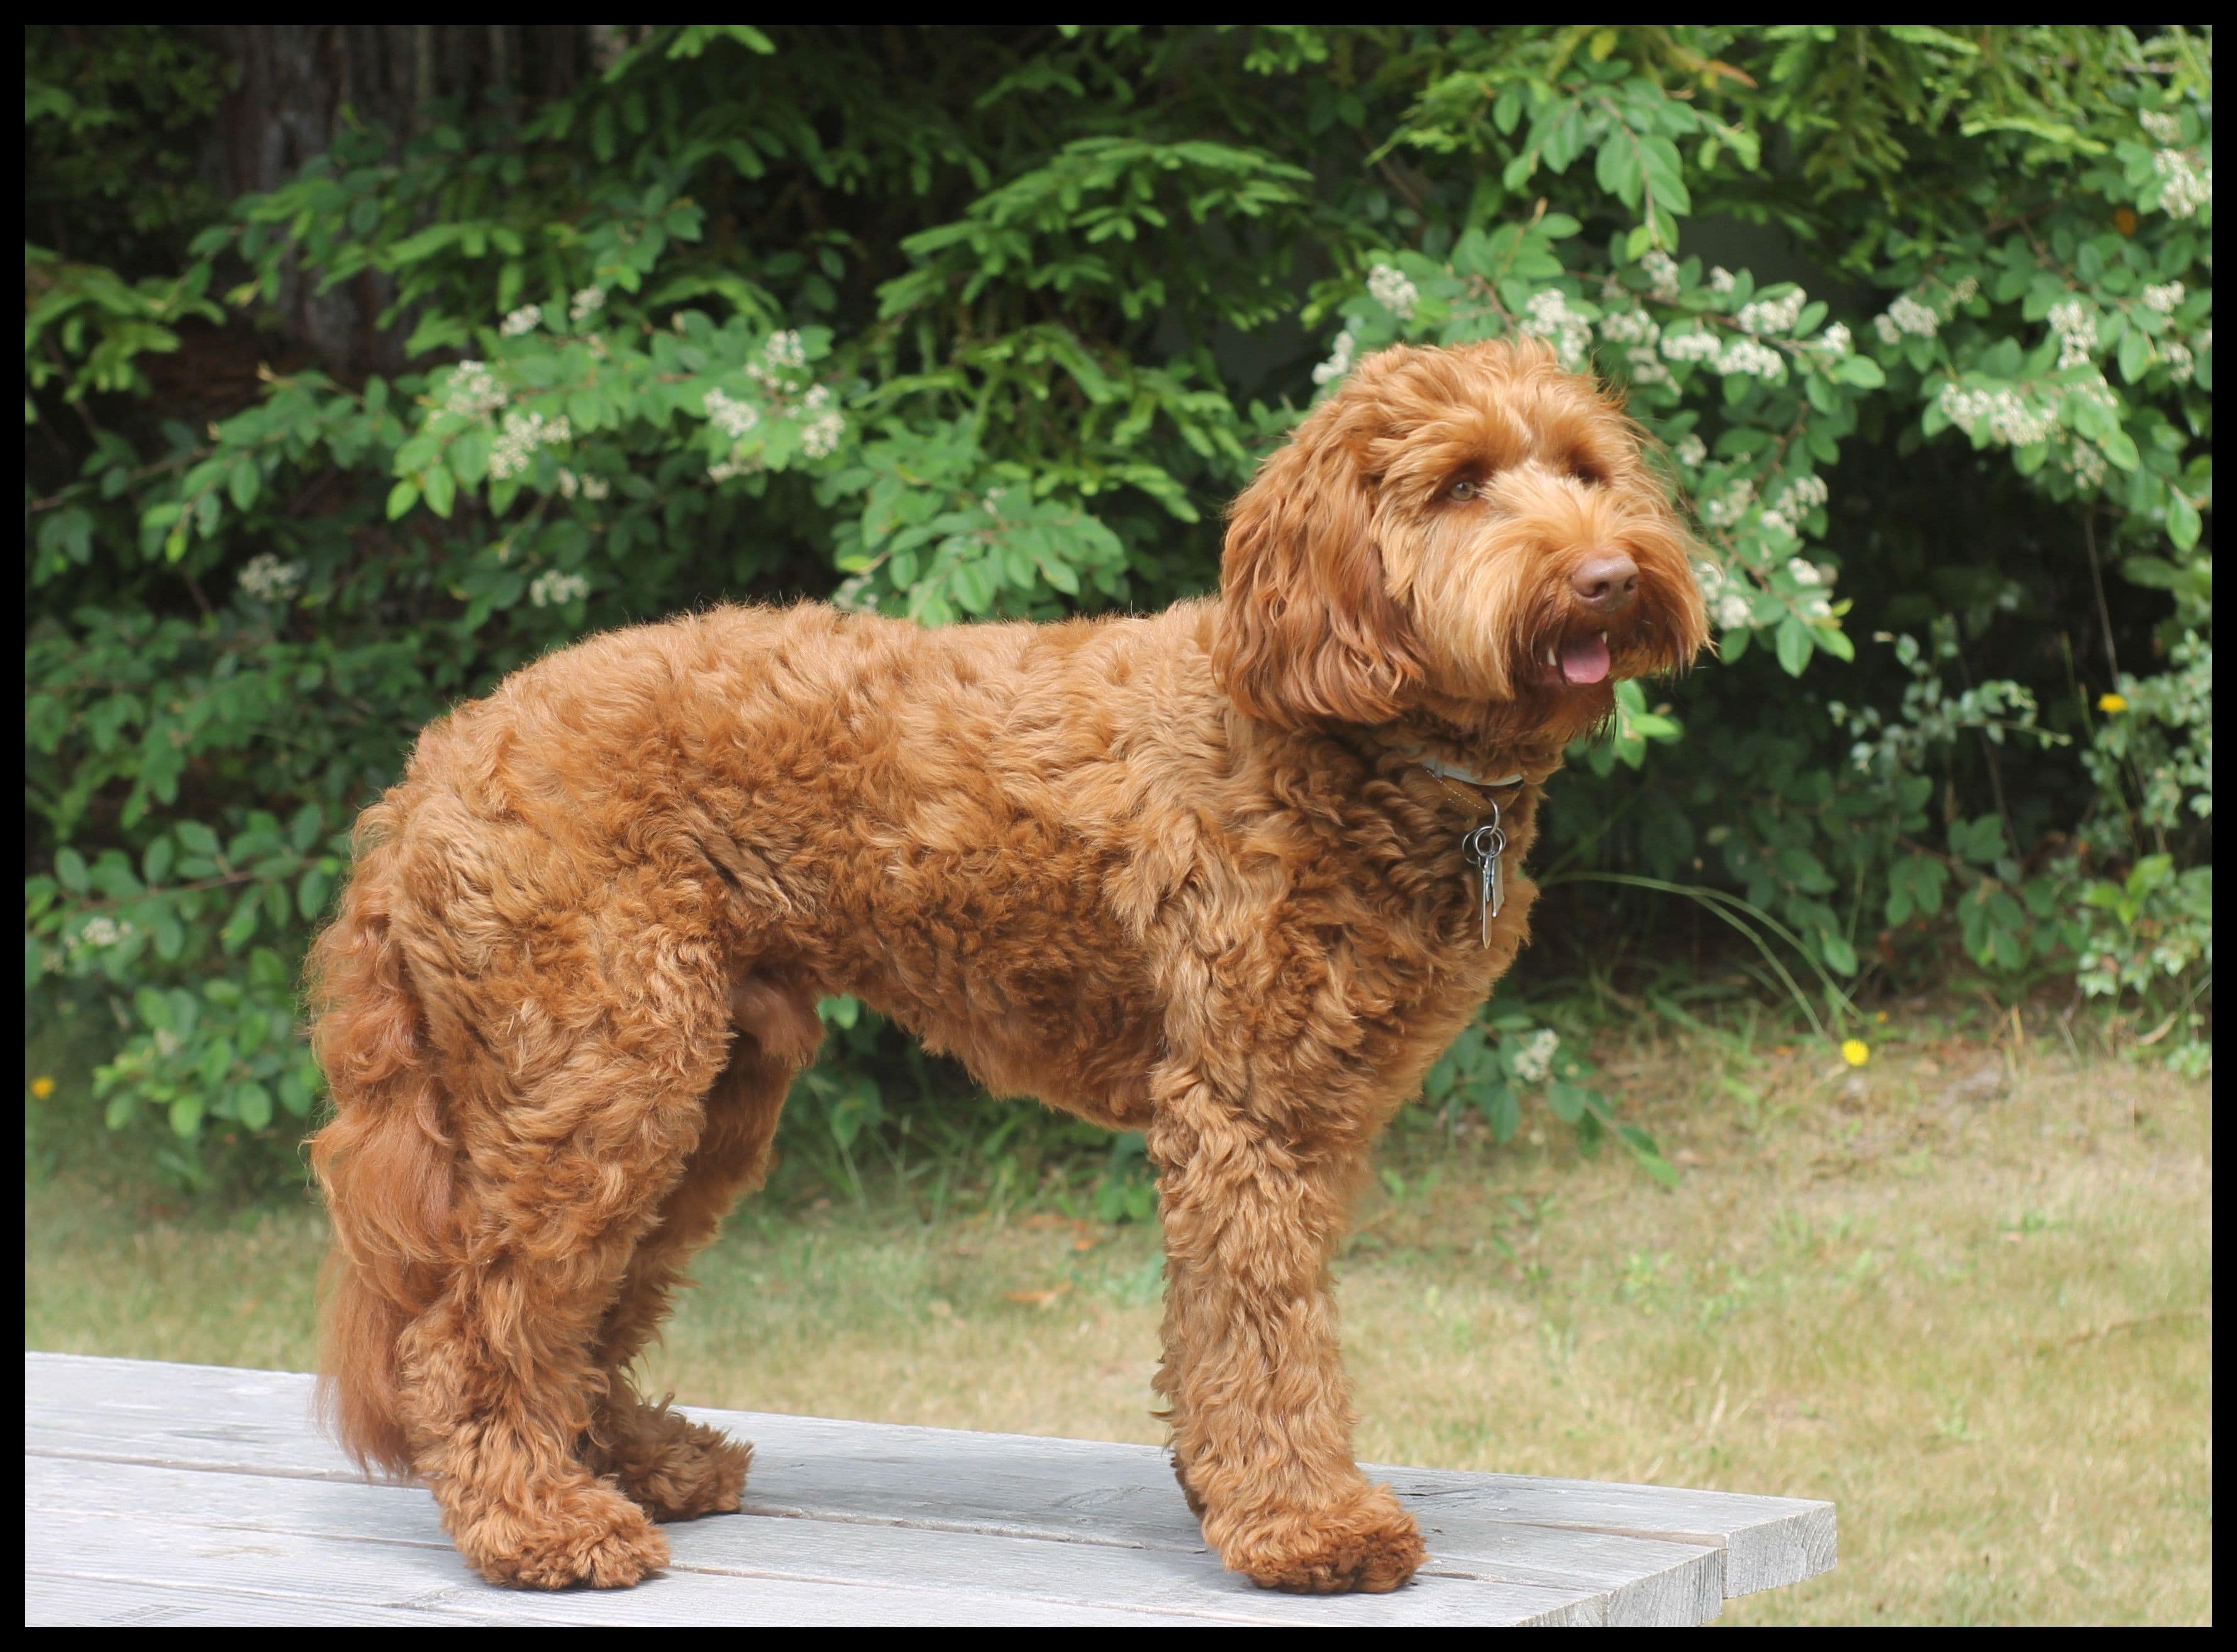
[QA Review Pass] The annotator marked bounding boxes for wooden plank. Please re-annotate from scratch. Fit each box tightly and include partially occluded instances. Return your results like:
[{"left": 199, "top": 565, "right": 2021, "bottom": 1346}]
[
  {"left": 22, "top": 1356, "right": 1722, "bottom": 1616},
  {"left": 26, "top": 1353, "right": 1829, "bottom": 1613},
  {"left": 28, "top": 1575, "right": 479, "bottom": 1627},
  {"left": 1372, "top": 1465, "right": 1837, "bottom": 1599},
  {"left": 25, "top": 1456, "right": 1602, "bottom": 1626},
  {"left": 26, "top": 1502, "right": 1238, "bottom": 1627}
]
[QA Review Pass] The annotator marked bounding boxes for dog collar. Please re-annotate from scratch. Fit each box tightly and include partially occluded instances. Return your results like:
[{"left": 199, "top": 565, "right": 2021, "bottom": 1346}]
[{"left": 1417, "top": 757, "right": 1524, "bottom": 790}]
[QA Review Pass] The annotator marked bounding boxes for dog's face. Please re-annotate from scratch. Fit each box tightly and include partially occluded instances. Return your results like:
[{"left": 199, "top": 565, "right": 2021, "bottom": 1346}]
[{"left": 1214, "top": 340, "right": 1708, "bottom": 734}]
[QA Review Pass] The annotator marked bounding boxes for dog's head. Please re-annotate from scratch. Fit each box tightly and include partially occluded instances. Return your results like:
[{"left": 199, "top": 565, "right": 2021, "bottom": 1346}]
[{"left": 1212, "top": 339, "right": 1707, "bottom": 732}]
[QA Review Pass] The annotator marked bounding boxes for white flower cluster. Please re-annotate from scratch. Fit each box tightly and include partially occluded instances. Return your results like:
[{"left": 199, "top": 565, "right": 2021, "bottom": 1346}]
[
  {"left": 2048, "top": 299, "right": 2098, "bottom": 369},
  {"left": 489, "top": 409, "right": 573, "bottom": 480},
  {"left": 79, "top": 915, "right": 131, "bottom": 949},
  {"left": 529, "top": 570, "right": 591, "bottom": 608},
  {"left": 1716, "top": 337, "right": 1787, "bottom": 381},
  {"left": 1708, "top": 266, "right": 1737, "bottom": 296},
  {"left": 500, "top": 304, "right": 543, "bottom": 338},
  {"left": 1936, "top": 382, "right": 2056, "bottom": 448},
  {"left": 237, "top": 553, "right": 304, "bottom": 601},
  {"left": 1786, "top": 555, "right": 1825, "bottom": 586},
  {"left": 2163, "top": 340, "right": 2195, "bottom": 384},
  {"left": 2141, "top": 280, "right": 2185, "bottom": 314},
  {"left": 555, "top": 467, "right": 610, "bottom": 501},
  {"left": 763, "top": 329, "right": 807, "bottom": 372},
  {"left": 1673, "top": 433, "right": 1707, "bottom": 468},
  {"left": 1694, "top": 557, "right": 1725, "bottom": 594},
  {"left": 707, "top": 457, "right": 760, "bottom": 483},
  {"left": 1508, "top": 1028, "right": 1560, "bottom": 1085},
  {"left": 2058, "top": 438, "right": 2107, "bottom": 490},
  {"left": 1624, "top": 346, "right": 1672, "bottom": 387},
  {"left": 1716, "top": 590, "right": 1755, "bottom": 630},
  {"left": 1775, "top": 474, "right": 1830, "bottom": 521},
  {"left": 1312, "top": 328, "right": 1357, "bottom": 385},
  {"left": 1810, "top": 321, "right": 1853, "bottom": 360},
  {"left": 1660, "top": 328, "right": 1721, "bottom": 363},
  {"left": 1699, "top": 477, "right": 1756, "bottom": 527},
  {"left": 1599, "top": 299, "right": 1668, "bottom": 382},
  {"left": 2140, "top": 108, "right": 2184, "bottom": 145},
  {"left": 797, "top": 382, "right": 846, "bottom": 459},
  {"left": 1736, "top": 286, "right": 1807, "bottom": 335},
  {"left": 2152, "top": 148, "right": 2213, "bottom": 219},
  {"left": 441, "top": 360, "right": 507, "bottom": 420},
  {"left": 1638, "top": 248, "right": 1682, "bottom": 304},
  {"left": 1367, "top": 263, "right": 1419, "bottom": 320},
  {"left": 1874, "top": 294, "right": 1941, "bottom": 344},
  {"left": 1597, "top": 308, "right": 1658, "bottom": 345},
  {"left": 1521, "top": 290, "right": 1593, "bottom": 369},
  {"left": 570, "top": 285, "right": 606, "bottom": 324},
  {"left": 703, "top": 388, "right": 762, "bottom": 440}
]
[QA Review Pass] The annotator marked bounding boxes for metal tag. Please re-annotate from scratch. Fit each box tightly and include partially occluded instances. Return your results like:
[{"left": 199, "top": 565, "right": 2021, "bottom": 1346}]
[{"left": 1462, "top": 809, "right": 1507, "bottom": 948}]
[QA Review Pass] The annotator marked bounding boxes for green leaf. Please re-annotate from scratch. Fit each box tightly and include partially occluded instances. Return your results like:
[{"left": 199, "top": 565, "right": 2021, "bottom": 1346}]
[
  {"left": 422, "top": 464, "right": 457, "bottom": 519},
  {"left": 2167, "top": 491, "right": 2201, "bottom": 552},
  {"left": 220, "top": 890, "right": 261, "bottom": 954},
  {"left": 234, "top": 1081, "right": 274, "bottom": 1130},
  {"left": 386, "top": 479, "right": 420, "bottom": 519},
  {"left": 2117, "top": 328, "right": 2152, "bottom": 384},
  {"left": 1618, "top": 1124, "right": 1680, "bottom": 1187},
  {"left": 297, "top": 865, "right": 333, "bottom": 921},
  {"left": 1774, "top": 618, "right": 1814, "bottom": 677}
]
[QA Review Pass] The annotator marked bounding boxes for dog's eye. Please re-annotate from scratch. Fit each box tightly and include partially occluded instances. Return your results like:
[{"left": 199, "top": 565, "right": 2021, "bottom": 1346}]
[
  {"left": 1568, "top": 458, "right": 1606, "bottom": 487},
  {"left": 1448, "top": 480, "right": 1479, "bottom": 501}
]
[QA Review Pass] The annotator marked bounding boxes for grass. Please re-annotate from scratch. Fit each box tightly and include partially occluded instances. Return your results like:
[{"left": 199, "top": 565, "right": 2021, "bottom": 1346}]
[{"left": 24, "top": 1014, "right": 2212, "bottom": 1624}]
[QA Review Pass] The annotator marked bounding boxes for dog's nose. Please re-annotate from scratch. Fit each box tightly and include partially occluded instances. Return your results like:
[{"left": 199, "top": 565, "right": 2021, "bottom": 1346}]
[{"left": 1570, "top": 553, "right": 1640, "bottom": 614}]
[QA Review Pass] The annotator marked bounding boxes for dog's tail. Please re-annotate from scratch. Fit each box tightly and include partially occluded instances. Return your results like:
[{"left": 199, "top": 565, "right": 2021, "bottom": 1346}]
[{"left": 305, "top": 796, "right": 455, "bottom": 1478}]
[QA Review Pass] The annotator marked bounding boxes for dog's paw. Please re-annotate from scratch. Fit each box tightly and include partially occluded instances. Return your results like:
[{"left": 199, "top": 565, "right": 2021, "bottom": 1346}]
[
  {"left": 1216, "top": 1484, "right": 1426, "bottom": 1595},
  {"left": 460, "top": 1483, "right": 671, "bottom": 1590},
  {"left": 602, "top": 1411, "right": 752, "bottom": 1522}
]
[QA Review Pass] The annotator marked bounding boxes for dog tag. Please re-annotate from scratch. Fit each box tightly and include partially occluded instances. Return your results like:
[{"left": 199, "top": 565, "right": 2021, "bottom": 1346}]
[{"left": 1462, "top": 812, "right": 1507, "bottom": 948}]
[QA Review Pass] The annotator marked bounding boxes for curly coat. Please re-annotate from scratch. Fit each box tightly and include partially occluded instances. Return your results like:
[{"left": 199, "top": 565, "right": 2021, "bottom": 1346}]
[{"left": 308, "top": 339, "right": 1707, "bottom": 1594}]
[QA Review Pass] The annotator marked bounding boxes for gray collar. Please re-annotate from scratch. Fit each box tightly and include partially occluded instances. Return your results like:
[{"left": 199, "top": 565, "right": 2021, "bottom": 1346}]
[{"left": 1418, "top": 755, "right": 1524, "bottom": 790}]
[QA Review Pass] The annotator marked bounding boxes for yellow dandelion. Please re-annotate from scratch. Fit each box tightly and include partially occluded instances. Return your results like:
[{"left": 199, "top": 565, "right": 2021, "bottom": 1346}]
[
  {"left": 1840, "top": 1039, "right": 1870, "bottom": 1068},
  {"left": 30, "top": 1075, "right": 56, "bottom": 1099},
  {"left": 2098, "top": 692, "right": 2128, "bottom": 714}
]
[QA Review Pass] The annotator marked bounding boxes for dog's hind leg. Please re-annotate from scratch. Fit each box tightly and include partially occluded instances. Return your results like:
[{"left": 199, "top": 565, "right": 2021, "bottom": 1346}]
[
  {"left": 585, "top": 972, "right": 819, "bottom": 1521},
  {"left": 389, "top": 972, "right": 740, "bottom": 1590}
]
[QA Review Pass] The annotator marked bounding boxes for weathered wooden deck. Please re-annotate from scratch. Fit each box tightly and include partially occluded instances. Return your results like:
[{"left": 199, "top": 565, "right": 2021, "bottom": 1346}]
[{"left": 26, "top": 1352, "right": 1833, "bottom": 1624}]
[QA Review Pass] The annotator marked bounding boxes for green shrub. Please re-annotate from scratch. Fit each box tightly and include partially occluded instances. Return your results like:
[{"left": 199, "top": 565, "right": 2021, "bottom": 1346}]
[{"left": 24, "top": 26, "right": 2212, "bottom": 1190}]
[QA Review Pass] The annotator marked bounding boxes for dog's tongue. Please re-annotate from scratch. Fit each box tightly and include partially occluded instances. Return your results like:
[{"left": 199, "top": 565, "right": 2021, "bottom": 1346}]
[{"left": 1560, "top": 634, "right": 1611, "bottom": 685}]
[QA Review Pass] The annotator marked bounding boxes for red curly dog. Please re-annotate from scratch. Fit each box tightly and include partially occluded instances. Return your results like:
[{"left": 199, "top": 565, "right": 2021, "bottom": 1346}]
[{"left": 309, "top": 339, "right": 1707, "bottom": 1593}]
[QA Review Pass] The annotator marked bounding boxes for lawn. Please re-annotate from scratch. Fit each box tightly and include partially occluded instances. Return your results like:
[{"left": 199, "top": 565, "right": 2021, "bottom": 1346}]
[{"left": 23, "top": 1019, "right": 2212, "bottom": 1624}]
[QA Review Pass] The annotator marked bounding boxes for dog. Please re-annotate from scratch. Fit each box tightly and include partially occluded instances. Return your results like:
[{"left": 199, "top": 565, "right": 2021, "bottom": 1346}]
[{"left": 308, "top": 337, "right": 1707, "bottom": 1594}]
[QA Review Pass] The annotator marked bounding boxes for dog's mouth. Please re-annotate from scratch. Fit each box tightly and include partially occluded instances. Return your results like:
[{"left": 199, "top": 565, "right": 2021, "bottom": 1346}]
[
  {"left": 1524, "top": 629, "right": 1614, "bottom": 690},
  {"left": 1542, "top": 631, "right": 1612, "bottom": 687}
]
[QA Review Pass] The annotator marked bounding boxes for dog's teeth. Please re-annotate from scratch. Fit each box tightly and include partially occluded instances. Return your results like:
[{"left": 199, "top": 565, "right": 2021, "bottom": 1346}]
[{"left": 1545, "top": 646, "right": 1558, "bottom": 669}]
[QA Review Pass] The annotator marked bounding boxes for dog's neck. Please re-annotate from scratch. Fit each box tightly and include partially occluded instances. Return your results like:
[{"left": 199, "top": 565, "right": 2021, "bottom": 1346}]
[{"left": 1368, "top": 702, "right": 1570, "bottom": 796}]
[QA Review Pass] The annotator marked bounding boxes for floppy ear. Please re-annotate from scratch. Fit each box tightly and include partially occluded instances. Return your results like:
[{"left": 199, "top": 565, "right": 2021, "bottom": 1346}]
[{"left": 1211, "top": 406, "right": 1426, "bottom": 728}]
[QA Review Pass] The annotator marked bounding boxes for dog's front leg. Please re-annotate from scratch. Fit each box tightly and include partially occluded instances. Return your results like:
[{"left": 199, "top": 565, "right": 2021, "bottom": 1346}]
[{"left": 1146, "top": 1065, "right": 1424, "bottom": 1594}]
